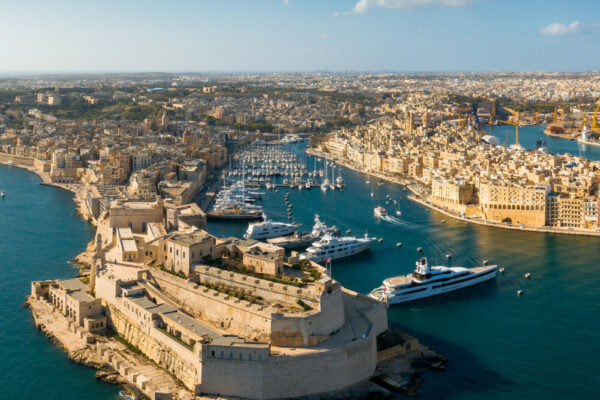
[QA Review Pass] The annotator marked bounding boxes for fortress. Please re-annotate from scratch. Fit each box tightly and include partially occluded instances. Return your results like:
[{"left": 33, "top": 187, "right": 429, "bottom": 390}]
[{"left": 30, "top": 197, "right": 389, "bottom": 399}]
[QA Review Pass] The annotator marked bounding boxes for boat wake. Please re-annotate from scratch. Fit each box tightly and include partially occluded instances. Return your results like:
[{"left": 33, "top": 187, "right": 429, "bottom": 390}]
[{"left": 381, "top": 215, "right": 405, "bottom": 225}]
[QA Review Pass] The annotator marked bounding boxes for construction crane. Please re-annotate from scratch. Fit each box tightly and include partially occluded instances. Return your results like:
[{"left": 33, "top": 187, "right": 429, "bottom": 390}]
[
  {"left": 447, "top": 111, "right": 466, "bottom": 128},
  {"left": 499, "top": 112, "right": 521, "bottom": 149},
  {"left": 168, "top": 160, "right": 185, "bottom": 180},
  {"left": 592, "top": 98, "right": 600, "bottom": 133}
]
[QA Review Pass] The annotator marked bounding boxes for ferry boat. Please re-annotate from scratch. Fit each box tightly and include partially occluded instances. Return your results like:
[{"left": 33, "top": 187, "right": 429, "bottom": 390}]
[
  {"left": 374, "top": 207, "right": 388, "bottom": 218},
  {"left": 369, "top": 257, "right": 498, "bottom": 305},
  {"left": 244, "top": 219, "right": 301, "bottom": 240},
  {"left": 299, "top": 233, "right": 376, "bottom": 263}
]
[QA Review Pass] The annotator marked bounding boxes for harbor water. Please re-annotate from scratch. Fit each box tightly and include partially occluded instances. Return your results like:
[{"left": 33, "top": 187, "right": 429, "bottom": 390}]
[
  {"left": 210, "top": 128, "right": 600, "bottom": 400},
  {"left": 0, "top": 165, "right": 121, "bottom": 400},
  {"left": 0, "top": 125, "right": 598, "bottom": 399}
]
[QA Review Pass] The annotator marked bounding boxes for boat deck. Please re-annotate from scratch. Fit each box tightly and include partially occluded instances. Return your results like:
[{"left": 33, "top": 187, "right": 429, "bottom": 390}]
[{"left": 384, "top": 275, "right": 413, "bottom": 286}]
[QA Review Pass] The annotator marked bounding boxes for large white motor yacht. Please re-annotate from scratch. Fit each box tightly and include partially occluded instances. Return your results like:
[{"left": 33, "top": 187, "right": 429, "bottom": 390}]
[
  {"left": 299, "top": 233, "right": 376, "bottom": 262},
  {"left": 244, "top": 219, "right": 301, "bottom": 240},
  {"left": 369, "top": 257, "right": 498, "bottom": 305}
]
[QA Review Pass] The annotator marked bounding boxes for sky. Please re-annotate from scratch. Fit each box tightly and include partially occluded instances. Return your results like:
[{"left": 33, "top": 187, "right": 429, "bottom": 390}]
[{"left": 0, "top": 0, "right": 599, "bottom": 73}]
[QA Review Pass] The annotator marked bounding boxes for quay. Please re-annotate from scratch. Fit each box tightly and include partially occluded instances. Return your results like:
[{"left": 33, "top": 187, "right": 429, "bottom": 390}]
[{"left": 306, "top": 147, "right": 600, "bottom": 237}]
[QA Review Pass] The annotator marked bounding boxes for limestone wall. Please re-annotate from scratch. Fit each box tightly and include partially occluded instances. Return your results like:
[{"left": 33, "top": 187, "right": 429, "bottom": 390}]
[
  {"left": 192, "top": 265, "right": 320, "bottom": 306},
  {"left": 105, "top": 303, "right": 201, "bottom": 392},
  {"left": 199, "top": 328, "right": 378, "bottom": 399},
  {"left": 150, "top": 269, "right": 274, "bottom": 342},
  {"left": 0, "top": 152, "right": 34, "bottom": 166},
  {"left": 150, "top": 269, "right": 346, "bottom": 347}
]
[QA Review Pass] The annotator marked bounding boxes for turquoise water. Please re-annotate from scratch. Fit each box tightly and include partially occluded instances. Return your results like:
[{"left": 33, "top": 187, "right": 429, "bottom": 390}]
[
  {"left": 210, "top": 130, "right": 600, "bottom": 399},
  {"left": 0, "top": 165, "right": 121, "bottom": 400},
  {"left": 1, "top": 125, "right": 598, "bottom": 400}
]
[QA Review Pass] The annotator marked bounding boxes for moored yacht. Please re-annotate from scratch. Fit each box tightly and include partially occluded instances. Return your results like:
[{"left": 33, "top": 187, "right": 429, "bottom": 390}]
[
  {"left": 299, "top": 233, "right": 376, "bottom": 262},
  {"left": 369, "top": 257, "right": 498, "bottom": 305},
  {"left": 244, "top": 219, "right": 301, "bottom": 240}
]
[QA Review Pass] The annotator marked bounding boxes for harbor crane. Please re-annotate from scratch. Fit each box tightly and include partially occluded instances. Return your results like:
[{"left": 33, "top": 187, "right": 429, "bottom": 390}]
[
  {"left": 499, "top": 112, "right": 521, "bottom": 148},
  {"left": 592, "top": 98, "right": 600, "bottom": 133}
]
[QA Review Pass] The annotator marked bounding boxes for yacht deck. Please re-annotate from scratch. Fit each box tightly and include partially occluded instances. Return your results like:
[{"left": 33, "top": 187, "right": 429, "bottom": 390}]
[{"left": 384, "top": 275, "right": 413, "bottom": 286}]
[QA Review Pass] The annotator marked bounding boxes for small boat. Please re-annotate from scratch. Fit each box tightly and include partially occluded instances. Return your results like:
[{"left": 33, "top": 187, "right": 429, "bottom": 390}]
[
  {"left": 396, "top": 211, "right": 402, "bottom": 216},
  {"left": 517, "top": 290, "right": 524, "bottom": 296},
  {"left": 1, "top": 190, "right": 5, "bottom": 198},
  {"left": 374, "top": 207, "right": 388, "bottom": 218},
  {"left": 525, "top": 273, "right": 531, "bottom": 279},
  {"left": 499, "top": 267, "right": 505, "bottom": 273},
  {"left": 378, "top": 238, "right": 383, "bottom": 243},
  {"left": 396, "top": 242, "right": 402, "bottom": 248}
]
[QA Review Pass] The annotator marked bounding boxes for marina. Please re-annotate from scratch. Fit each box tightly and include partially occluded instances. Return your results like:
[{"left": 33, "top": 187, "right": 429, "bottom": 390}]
[{"left": 206, "top": 140, "right": 600, "bottom": 400}]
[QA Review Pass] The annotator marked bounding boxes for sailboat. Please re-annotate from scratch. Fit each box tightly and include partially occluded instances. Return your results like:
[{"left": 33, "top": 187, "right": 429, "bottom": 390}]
[
  {"left": 321, "top": 159, "right": 329, "bottom": 192},
  {"left": 329, "top": 166, "right": 336, "bottom": 190}
]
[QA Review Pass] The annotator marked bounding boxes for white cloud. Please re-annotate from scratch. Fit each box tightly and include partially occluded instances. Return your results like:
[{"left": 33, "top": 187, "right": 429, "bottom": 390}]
[
  {"left": 283, "top": 0, "right": 289, "bottom": 5},
  {"left": 347, "top": 0, "right": 473, "bottom": 14},
  {"left": 320, "top": 33, "right": 329, "bottom": 39},
  {"left": 539, "top": 21, "right": 582, "bottom": 36},
  {"left": 332, "top": 11, "right": 341, "bottom": 17}
]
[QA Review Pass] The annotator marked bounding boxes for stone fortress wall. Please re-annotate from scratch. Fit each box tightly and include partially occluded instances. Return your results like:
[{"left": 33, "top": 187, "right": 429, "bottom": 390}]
[
  {"left": 92, "top": 266, "right": 387, "bottom": 399},
  {"left": 149, "top": 267, "right": 346, "bottom": 347}
]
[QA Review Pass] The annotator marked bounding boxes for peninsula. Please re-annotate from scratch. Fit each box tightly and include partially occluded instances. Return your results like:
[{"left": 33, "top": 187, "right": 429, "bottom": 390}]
[{"left": 26, "top": 196, "right": 446, "bottom": 399}]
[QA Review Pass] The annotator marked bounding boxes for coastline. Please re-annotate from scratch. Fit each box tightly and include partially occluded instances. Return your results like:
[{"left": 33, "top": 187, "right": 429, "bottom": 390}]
[
  {"left": 306, "top": 147, "right": 600, "bottom": 238},
  {"left": 8, "top": 156, "right": 449, "bottom": 399}
]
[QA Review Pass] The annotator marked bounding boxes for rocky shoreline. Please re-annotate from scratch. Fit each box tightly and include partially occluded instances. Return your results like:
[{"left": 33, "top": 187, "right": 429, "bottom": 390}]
[
  {"left": 24, "top": 296, "right": 175, "bottom": 400},
  {"left": 26, "top": 292, "right": 446, "bottom": 399}
]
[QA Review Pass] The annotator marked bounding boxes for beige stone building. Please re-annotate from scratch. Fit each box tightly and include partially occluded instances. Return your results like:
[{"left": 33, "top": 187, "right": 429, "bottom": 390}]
[
  {"left": 479, "top": 183, "right": 547, "bottom": 227},
  {"left": 430, "top": 178, "right": 474, "bottom": 214}
]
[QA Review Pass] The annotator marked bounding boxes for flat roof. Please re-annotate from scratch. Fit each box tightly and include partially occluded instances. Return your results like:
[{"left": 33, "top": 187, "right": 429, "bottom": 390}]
[
  {"left": 57, "top": 278, "right": 87, "bottom": 292},
  {"left": 162, "top": 309, "right": 220, "bottom": 338}
]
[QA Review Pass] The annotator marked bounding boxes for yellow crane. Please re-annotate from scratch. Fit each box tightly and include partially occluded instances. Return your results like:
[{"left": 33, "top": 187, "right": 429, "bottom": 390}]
[
  {"left": 499, "top": 112, "right": 521, "bottom": 148},
  {"left": 168, "top": 160, "right": 185, "bottom": 180},
  {"left": 592, "top": 98, "right": 600, "bottom": 133},
  {"left": 447, "top": 111, "right": 466, "bottom": 128}
]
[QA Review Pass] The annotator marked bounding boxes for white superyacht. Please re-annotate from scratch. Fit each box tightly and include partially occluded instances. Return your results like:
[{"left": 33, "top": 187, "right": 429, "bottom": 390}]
[
  {"left": 369, "top": 257, "right": 498, "bottom": 304},
  {"left": 299, "top": 233, "right": 376, "bottom": 263},
  {"left": 244, "top": 219, "right": 301, "bottom": 240}
]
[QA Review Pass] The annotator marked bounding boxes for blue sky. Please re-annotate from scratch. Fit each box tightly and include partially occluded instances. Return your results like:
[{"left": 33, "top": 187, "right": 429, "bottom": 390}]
[{"left": 0, "top": 0, "right": 598, "bottom": 72}]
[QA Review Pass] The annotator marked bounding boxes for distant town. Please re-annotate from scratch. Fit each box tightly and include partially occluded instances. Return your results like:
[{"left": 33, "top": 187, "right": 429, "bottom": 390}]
[{"left": 1, "top": 72, "right": 599, "bottom": 233}]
